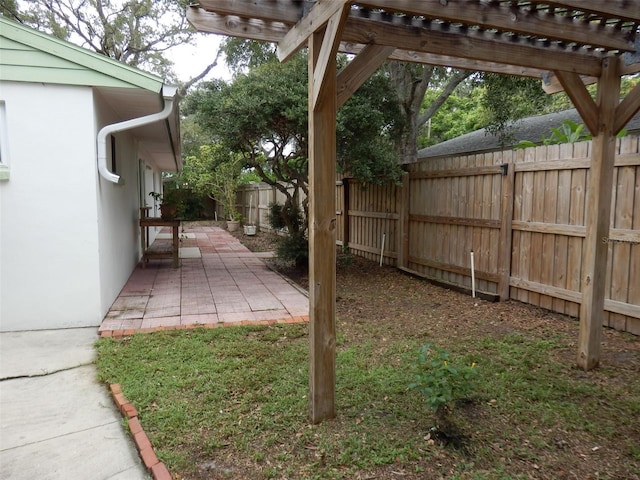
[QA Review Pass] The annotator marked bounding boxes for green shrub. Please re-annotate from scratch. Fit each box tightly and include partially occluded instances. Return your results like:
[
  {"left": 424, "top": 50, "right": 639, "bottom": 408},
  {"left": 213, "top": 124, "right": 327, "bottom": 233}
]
[
  {"left": 276, "top": 232, "right": 308, "bottom": 268},
  {"left": 267, "top": 202, "right": 304, "bottom": 232},
  {"left": 268, "top": 202, "right": 308, "bottom": 267},
  {"left": 409, "top": 344, "right": 478, "bottom": 414}
]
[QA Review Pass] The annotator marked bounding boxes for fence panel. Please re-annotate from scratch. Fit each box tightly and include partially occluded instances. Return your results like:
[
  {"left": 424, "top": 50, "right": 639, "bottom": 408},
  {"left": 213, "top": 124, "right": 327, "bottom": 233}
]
[
  {"left": 345, "top": 181, "right": 399, "bottom": 265},
  {"left": 235, "top": 138, "right": 639, "bottom": 334},
  {"left": 345, "top": 137, "right": 639, "bottom": 334},
  {"left": 405, "top": 156, "right": 503, "bottom": 294}
]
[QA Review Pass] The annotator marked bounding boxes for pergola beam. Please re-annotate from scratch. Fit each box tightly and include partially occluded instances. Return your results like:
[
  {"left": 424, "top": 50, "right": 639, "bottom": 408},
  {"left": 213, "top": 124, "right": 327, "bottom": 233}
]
[
  {"left": 197, "top": 0, "right": 304, "bottom": 24},
  {"left": 277, "top": 0, "right": 350, "bottom": 62},
  {"left": 198, "top": 0, "right": 640, "bottom": 47},
  {"left": 621, "top": 61, "right": 640, "bottom": 76},
  {"left": 541, "top": 72, "right": 598, "bottom": 95},
  {"left": 186, "top": 9, "right": 289, "bottom": 42},
  {"left": 356, "top": 0, "right": 636, "bottom": 53},
  {"left": 341, "top": 43, "right": 546, "bottom": 78},
  {"left": 554, "top": 70, "right": 599, "bottom": 135},
  {"left": 188, "top": 6, "right": 605, "bottom": 76},
  {"left": 615, "top": 79, "right": 640, "bottom": 134},
  {"left": 187, "top": 8, "right": 548, "bottom": 83},
  {"left": 337, "top": 44, "right": 395, "bottom": 108},
  {"left": 542, "top": 1, "right": 640, "bottom": 22},
  {"left": 309, "top": 4, "right": 351, "bottom": 109},
  {"left": 343, "top": 15, "right": 602, "bottom": 77}
]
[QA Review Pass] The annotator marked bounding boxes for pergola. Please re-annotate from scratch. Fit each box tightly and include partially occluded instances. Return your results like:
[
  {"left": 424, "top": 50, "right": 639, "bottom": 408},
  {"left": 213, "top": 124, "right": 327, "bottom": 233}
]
[{"left": 187, "top": 0, "right": 640, "bottom": 423}]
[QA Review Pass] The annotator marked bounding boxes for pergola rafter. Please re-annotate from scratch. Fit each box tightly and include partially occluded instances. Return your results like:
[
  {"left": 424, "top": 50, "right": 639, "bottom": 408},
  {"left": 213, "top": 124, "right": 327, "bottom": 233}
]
[
  {"left": 355, "top": 0, "right": 636, "bottom": 53},
  {"left": 187, "top": 0, "right": 640, "bottom": 422}
]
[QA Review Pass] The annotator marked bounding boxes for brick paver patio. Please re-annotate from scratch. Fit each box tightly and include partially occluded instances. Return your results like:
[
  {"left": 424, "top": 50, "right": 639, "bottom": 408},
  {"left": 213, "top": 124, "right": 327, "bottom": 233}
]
[{"left": 99, "top": 225, "right": 309, "bottom": 337}]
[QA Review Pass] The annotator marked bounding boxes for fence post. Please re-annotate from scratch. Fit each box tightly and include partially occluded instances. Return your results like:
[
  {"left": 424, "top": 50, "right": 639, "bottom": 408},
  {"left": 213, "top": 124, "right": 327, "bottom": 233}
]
[
  {"left": 398, "top": 170, "right": 410, "bottom": 269},
  {"left": 343, "top": 178, "right": 350, "bottom": 249},
  {"left": 498, "top": 160, "right": 515, "bottom": 301}
]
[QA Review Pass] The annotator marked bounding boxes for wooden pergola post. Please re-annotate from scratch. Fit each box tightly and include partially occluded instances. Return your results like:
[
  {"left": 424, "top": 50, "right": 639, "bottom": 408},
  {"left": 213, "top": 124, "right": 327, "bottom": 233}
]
[
  {"left": 576, "top": 58, "right": 620, "bottom": 370},
  {"left": 308, "top": 28, "right": 338, "bottom": 423}
]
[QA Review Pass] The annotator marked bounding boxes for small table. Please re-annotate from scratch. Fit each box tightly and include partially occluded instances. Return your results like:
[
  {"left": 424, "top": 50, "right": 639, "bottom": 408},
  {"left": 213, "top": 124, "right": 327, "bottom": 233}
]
[{"left": 139, "top": 217, "right": 181, "bottom": 268}]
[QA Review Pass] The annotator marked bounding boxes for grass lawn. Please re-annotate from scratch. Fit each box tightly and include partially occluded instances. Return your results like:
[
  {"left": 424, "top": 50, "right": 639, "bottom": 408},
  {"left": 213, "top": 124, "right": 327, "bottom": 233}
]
[{"left": 96, "top": 257, "right": 640, "bottom": 480}]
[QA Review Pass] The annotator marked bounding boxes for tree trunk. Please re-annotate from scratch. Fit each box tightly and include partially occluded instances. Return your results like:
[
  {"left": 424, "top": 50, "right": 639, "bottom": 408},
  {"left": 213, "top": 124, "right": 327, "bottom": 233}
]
[{"left": 388, "top": 63, "right": 473, "bottom": 164}]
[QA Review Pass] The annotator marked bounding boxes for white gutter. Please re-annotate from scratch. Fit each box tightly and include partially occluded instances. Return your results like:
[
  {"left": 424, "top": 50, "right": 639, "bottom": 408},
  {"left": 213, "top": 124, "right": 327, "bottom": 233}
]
[{"left": 97, "top": 85, "right": 178, "bottom": 184}]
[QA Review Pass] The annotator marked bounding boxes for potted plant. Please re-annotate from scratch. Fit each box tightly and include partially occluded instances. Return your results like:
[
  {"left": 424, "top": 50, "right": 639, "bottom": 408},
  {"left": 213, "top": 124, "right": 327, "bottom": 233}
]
[
  {"left": 149, "top": 190, "right": 181, "bottom": 220},
  {"left": 227, "top": 212, "right": 242, "bottom": 232}
]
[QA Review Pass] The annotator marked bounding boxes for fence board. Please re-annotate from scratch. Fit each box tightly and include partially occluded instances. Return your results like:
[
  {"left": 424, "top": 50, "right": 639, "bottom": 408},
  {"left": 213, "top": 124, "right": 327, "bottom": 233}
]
[
  {"left": 629, "top": 137, "right": 640, "bottom": 334},
  {"left": 553, "top": 143, "right": 574, "bottom": 314},
  {"left": 516, "top": 147, "right": 535, "bottom": 303}
]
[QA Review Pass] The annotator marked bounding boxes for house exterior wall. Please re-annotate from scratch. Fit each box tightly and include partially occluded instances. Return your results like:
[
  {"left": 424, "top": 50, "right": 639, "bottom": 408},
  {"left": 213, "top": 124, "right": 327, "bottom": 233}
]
[
  {"left": 93, "top": 93, "right": 168, "bottom": 322},
  {"left": 0, "top": 18, "right": 178, "bottom": 332},
  {"left": 0, "top": 81, "right": 102, "bottom": 331}
]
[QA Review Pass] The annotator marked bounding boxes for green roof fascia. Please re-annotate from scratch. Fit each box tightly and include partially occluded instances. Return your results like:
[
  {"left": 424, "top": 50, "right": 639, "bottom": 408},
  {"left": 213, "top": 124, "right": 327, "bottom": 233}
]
[
  {"left": 1, "top": 65, "right": 148, "bottom": 89},
  {"left": 0, "top": 16, "right": 163, "bottom": 94}
]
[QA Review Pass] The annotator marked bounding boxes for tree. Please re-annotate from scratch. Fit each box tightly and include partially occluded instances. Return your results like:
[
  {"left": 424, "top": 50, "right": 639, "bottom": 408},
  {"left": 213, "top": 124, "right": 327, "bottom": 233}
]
[
  {"left": 221, "top": 37, "right": 277, "bottom": 74},
  {"left": 219, "top": 41, "right": 474, "bottom": 165},
  {"left": 184, "top": 53, "right": 403, "bottom": 236},
  {"left": 180, "top": 144, "right": 245, "bottom": 221},
  {"left": 387, "top": 63, "right": 474, "bottom": 163},
  {"left": 180, "top": 115, "right": 211, "bottom": 159},
  {"left": 0, "top": 1, "right": 20, "bottom": 20},
  {"left": 481, "top": 73, "right": 551, "bottom": 147},
  {"left": 10, "top": 0, "right": 220, "bottom": 93},
  {"left": 418, "top": 83, "right": 485, "bottom": 148}
]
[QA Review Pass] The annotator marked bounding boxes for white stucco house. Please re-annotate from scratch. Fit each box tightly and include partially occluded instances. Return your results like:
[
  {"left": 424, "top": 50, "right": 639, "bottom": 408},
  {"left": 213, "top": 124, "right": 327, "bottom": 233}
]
[{"left": 0, "top": 17, "right": 181, "bottom": 331}]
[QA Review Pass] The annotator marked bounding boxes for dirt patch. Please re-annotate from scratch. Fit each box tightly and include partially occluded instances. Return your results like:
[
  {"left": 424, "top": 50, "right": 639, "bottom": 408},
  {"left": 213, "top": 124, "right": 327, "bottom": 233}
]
[
  {"left": 289, "top": 255, "right": 638, "bottom": 479},
  {"left": 226, "top": 224, "right": 282, "bottom": 254}
]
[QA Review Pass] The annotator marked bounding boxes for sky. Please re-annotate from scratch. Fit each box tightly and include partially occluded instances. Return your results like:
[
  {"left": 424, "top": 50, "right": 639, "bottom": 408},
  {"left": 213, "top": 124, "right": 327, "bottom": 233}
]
[{"left": 167, "top": 33, "right": 233, "bottom": 83}]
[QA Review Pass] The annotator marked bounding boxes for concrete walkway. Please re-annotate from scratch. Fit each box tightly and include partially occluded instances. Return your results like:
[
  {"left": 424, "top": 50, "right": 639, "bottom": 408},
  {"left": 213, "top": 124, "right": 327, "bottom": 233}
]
[
  {"left": 0, "top": 327, "right": 149, "bottom": 480},
  {"left": 99, "top": 225, "right": 309, "bottom": 336}
]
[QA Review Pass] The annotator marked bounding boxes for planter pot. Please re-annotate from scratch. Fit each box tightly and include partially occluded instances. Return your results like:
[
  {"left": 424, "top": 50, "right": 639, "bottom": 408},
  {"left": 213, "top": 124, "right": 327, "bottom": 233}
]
[
  {"left": 227, "top": 220, "right": 240, "bottom": 232},
  {"left": 160, "top": 204, "right": 178, "bottom": 220},
  {"left": 244, "top": 225, "right": 257, "bottom": 236}
]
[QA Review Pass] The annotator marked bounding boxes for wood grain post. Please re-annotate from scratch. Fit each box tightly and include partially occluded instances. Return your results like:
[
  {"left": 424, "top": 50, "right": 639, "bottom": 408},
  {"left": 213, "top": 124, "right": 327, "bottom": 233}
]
[
  {"left": 577, "top": 57, "right": 620, "bottom": 371},
  {"left": 308, "top": 29, "right": 337, "bottom": 423},
  {"left": 498, "top": 161, "right": 515, "bottom": 301}
]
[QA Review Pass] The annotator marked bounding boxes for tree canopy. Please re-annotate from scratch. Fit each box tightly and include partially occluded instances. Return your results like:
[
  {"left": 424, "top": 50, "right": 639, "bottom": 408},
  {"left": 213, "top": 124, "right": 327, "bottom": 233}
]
[
  {"left": 8, "top": 0, "right": 220, "bottom": 91},
  {"left": 182, "top": 52, "right": 403, "bottom": 241},
  {"left": 185, "top": 52, "right": 403, "bottom": 189}
]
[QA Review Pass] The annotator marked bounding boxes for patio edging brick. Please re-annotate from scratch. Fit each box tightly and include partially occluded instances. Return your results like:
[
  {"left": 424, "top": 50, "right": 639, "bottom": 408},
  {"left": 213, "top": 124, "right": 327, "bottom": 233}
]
[
  {"left": 109, "top": 383, "right": 170, "bottom": 480},
  {"left": 104, "top": 316, "right": 311, "bottom": 478},
  {"left": 99, "top": 316, "right": 310, "bottom": 338}
]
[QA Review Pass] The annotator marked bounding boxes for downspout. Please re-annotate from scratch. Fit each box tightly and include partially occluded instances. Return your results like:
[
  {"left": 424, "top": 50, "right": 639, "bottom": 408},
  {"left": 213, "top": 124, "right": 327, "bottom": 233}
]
[{"left": 97, "top": 85, "right": 178, "bottom": 184}]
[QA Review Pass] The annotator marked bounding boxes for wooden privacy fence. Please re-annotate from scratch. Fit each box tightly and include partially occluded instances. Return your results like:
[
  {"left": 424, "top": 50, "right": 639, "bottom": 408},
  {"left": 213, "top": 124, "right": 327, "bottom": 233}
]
[
  {"left": 336, "top": 137, "right": 640, "bottom": 335},
  {"left": 235, "top": 183, "right": 307, "bottom": 231}
]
